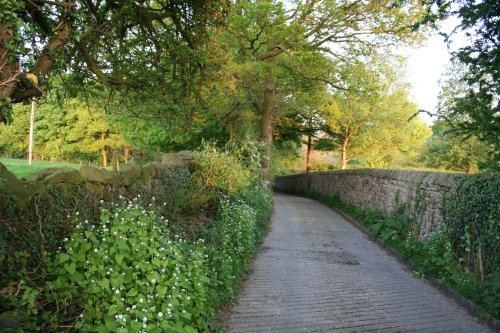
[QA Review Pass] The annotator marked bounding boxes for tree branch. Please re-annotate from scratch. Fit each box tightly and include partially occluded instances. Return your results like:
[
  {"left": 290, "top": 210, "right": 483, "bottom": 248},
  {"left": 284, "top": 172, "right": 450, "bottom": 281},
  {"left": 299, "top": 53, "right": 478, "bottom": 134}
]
[{"left": 75, "top": 42, "right": 138, "bottom": 88}]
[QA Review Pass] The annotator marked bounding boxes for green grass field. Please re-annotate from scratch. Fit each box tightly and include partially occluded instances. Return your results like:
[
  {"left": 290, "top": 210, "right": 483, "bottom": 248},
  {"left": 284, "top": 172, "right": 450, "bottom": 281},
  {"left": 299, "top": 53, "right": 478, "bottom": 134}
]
[{"left": 0, "top": 158, "right": 80, "bottom": 179}]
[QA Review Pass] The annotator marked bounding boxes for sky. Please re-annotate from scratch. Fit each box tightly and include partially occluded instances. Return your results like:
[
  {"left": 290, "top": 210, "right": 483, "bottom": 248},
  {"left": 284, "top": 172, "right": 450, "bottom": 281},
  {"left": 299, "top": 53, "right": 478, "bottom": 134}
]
[{"left": 404, "top": 17, "right": 467, "bottom": 125}]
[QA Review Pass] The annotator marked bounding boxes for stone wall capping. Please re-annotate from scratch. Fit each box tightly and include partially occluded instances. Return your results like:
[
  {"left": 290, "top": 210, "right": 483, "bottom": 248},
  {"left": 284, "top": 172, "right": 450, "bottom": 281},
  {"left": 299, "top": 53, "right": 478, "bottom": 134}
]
[
  {"left": 0, "top": 160, "right": 175, "bottom": 211},
  {"left": 79, "top": 165, "right": 119, "bottom": 185}
]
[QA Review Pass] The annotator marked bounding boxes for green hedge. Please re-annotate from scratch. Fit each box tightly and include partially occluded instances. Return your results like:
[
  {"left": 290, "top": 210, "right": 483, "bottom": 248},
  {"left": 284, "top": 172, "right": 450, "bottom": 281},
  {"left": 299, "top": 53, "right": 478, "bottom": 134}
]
[
  {"left": 0, "top": 146, "right": 272, "bottom": 332},
  {"left": 444, "top": 173, "right": 499, "bottom": 277}
]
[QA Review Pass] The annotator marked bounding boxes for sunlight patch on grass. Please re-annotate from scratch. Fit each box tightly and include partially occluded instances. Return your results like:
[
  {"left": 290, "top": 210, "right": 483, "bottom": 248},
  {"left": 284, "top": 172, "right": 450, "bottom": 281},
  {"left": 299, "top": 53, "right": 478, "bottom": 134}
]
[{"left": 0, "top": 158, "right": 80, "bottom": 179}]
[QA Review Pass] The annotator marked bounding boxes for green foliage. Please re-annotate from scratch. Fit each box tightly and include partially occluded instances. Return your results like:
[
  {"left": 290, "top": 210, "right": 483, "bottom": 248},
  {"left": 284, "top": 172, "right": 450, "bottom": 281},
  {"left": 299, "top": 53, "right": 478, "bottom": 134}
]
[
  {"left": 421, "top": 120, "right": 496, "bottom": 172},
  {"left": 308, "top": 163, "right": 339, "bottom": 172},
  {"left": 419, "top": 1, "right": 499, "bottom": 146},
  {"left": 0, "top": 104, "right": 29, "bottom": 158},
  {"left": 444, "top": 173, "right": 500, "bottom": 276},
  {"left": 446, "top": 0, "right": 499, "bottom": 147},
  {"left": 1, "top": 145, "right": 273, "bottom": 331},
  {"left": 429, "top": 61, "right": 499, "bottom": 171},
  {"left": 0, "top": 186, "right": 97, "bottom": 275},
  {"left": 188, "top": 145, "right": 252, "bottom": 212},
  {"left": 318, "top": 57, "right": 431, "bottom": 169},
  {"left": 270, "top": 142, "right": 302, "bottom": 177},
  {"left": 15, "top": 199, "right": 211, "bottom": 332},
  {"left": 0, "top": 99, "right": 129, "bottom": 165}
]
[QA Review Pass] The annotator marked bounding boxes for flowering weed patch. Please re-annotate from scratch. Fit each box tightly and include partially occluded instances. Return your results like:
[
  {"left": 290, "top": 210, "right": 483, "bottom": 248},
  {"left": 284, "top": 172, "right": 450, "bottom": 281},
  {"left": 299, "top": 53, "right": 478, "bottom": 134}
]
[
  {"left": 7, "top": 183, "right": 271, "bottom": 332},
  {"left": 16, "top": 198, "right": 211, "bottom": 332}
]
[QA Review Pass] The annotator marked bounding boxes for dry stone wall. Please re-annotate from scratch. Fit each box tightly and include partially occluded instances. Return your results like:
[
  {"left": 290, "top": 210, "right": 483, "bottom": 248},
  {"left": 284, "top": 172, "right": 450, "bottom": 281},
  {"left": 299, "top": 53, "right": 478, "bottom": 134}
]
[
  {"left": 274, "top": 169, "right": 465, "bottom": 237},
  {"left": 0, "top": 152, "right": 193, "bottom": 212}
]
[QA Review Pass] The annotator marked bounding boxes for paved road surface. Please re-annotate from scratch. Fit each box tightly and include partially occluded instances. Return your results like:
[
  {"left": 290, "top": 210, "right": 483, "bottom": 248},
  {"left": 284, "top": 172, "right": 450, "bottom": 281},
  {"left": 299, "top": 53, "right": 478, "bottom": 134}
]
[{"left": 225, "top": 193, "right": 492, "bottom": 333}]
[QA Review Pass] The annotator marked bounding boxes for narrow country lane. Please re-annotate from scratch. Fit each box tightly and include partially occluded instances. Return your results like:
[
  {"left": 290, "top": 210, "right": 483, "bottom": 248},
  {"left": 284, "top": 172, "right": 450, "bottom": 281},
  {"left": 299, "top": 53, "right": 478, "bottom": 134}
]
[{"left": 225, "top": 193, "right": 492, "bottom": 333}]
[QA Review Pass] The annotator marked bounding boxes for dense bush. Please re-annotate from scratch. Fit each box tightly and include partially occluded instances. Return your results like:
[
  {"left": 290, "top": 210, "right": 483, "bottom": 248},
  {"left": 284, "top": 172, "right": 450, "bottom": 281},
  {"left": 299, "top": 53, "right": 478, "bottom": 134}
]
[
  {"left": 16, "top": 199, "right": 211, "bottom": 332},
  {"left": 0, "top": 145, "right": 272, "bottom": 332}
]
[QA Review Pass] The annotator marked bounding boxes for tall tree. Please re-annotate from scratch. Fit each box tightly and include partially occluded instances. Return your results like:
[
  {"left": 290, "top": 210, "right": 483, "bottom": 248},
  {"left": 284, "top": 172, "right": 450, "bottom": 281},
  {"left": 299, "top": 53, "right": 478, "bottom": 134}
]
[
  {"left": 230, "top": 0, "right": 429, "bottom": 177},
  {"left": 421, "top": 61, "right": 499, "bottom": 172},
  {"left": 317, "top": 58, "right": 431, "bottom": 169},
  {"left": 421, "top": 0, "right": 499, "bottom": 149},
  {"left": 421, "top": 120, "right": 494, "bottom": 173}
]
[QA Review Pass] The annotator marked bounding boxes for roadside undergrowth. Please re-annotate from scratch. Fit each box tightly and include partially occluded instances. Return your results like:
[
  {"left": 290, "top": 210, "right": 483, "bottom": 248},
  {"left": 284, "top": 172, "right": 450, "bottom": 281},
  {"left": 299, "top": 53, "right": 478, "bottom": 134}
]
[{"left": 0, "top": 143, "right": 272, "bottom": 332}]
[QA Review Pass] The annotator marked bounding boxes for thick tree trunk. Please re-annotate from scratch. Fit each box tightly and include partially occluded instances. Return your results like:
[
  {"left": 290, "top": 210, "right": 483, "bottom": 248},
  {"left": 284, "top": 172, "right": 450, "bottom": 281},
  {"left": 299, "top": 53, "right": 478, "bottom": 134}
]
[
  {"left": 0, "top": 20, "right": 71, "bottom": 107},
  {"left": 306, "top": 134, "right": 312, "bottom": 172},
  {"left": 259, "top": 66, "right": 276, "bottom": 179},
  {"left": 102, "top": 148, "right": 108, "bottom": 167}
]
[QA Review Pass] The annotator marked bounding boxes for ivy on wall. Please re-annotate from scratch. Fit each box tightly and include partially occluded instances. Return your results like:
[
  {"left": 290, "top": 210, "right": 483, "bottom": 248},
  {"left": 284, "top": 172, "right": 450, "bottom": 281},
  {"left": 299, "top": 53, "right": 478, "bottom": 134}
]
[{"left": 444, "top": 173, "right": 499, "bottom": 279}]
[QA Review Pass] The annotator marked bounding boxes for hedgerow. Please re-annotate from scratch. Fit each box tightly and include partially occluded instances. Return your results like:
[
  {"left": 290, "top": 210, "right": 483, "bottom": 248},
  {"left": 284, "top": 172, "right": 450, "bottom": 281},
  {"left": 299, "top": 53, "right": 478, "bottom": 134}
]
[{"left": 0, "top": 144, "right": 272, "bottom": 332}]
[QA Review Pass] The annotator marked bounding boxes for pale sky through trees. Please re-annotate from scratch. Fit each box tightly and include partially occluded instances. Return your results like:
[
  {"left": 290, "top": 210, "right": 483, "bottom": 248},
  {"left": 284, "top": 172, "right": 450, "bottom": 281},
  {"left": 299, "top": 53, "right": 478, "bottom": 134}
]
[{"left": 405, "top": 16, "right": 467, "bottom": 125}]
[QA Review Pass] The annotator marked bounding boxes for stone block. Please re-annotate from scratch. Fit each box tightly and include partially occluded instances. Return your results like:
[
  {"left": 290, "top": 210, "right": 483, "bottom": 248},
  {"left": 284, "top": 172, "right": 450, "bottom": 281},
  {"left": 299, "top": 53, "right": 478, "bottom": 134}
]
[
  {"left": 140, "top": 168, "right": 153, "bottom": 191},
  {"left": 0, "top": 310, "right": 27, "bottom": 331},
  {"left": 162, "top": 151, "right": 193, "bottom": 168},
  {"left": 23, "top": 180, "right": 48, "bottom": 195},
  {"left": 119, "top": 161, "right": 142, "bottom": 179},
  {"left": 80, "top": 166, "right": 119, "bottom": 185},
  {"left": 85, "top": 182, "right": 105, "bottom": 201},
  {"left": 0, "top": 162, "right": 32, "bottom": 209},
  {"left": 119, "top": 173, "right": 132, "bottom": 187},
  {"left": 42, "top": 169, "right": 84, "bottom": 185},
  {"left": 143, "top": 161, "right": 162, "bottom": 177},
  {"left": 23, "top": 167, "right": 75, "bottom": 182}
]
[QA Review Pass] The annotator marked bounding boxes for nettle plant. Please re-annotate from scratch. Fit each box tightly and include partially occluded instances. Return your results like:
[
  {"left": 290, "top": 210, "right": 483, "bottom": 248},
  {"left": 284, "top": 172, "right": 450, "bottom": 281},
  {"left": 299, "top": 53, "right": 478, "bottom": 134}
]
[{"left": 22, "top": 196, "right": 211, "bottom": 333}]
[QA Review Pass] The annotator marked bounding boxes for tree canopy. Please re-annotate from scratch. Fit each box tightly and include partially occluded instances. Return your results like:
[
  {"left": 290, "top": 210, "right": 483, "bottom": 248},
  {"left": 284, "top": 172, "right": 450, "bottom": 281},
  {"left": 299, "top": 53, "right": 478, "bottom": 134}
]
[
  {"left": 422, "top": 0, "right": 499, "bottom": 151},
  {"left": 0, "top": 0, "right": 229, "bottom": 122},
  {"left": 1, "top": 0, "right": 496, "bottom": 174}
]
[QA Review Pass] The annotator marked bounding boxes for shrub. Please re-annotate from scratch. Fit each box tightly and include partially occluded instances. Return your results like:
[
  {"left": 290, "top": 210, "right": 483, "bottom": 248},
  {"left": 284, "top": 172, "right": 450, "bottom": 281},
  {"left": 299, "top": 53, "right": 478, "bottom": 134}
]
[
  {"left": 1, "top": 146, "right": 274, "bottom": 331},
  {"left": 1, "top": 144, "right": 274, "bottom": 331},
  {"left": 187, "top": 145, "right": 251, "bottom": 213}
]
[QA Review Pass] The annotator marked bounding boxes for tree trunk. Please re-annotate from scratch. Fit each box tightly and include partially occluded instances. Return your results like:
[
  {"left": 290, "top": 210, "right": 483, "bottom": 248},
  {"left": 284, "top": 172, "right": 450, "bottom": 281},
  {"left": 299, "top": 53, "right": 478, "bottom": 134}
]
[
  {"left": 0, "top": 23, "right": 18, "bottom": 123},
  {"left": 341, "top": 139, "right": 349, "bottom": 170},
  {"left": 306, "top": 134, "right": 312, "bottom": 172},
  {"left": 0, "top": 20, "right": 72, "bottom": 106},
  {"left": 124, "top": 147, "right": 130, "bottom": 163},
  {"left": 101, "top": 147, "right": 108, "bottom": 167},
  {"left": 467, "top": 162, "right": 474, "bottom": 174},
  {"left": 259, "top": 66, "right": 276, "bottom": 179},
  {"left": 111, "top": 147, "right": 118, "bottom": 171},
  {"left": 156, "top": 146, "right": 161, "bottom": 161},
  {"left": 229, "top": 125, "right": 235, "bottom": 141},
  {"left": 101, "top": 132, "right": 107, "bottom": 167}
]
